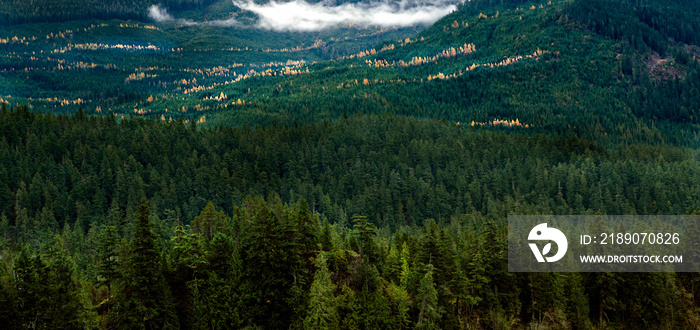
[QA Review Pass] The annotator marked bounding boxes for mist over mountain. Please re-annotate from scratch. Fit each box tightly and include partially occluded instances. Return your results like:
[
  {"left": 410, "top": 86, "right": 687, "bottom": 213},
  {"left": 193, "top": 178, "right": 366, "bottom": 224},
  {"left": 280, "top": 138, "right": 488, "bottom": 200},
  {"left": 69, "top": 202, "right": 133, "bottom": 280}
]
[{"left": 234, "top": 0, "right": 460, "bottom": 31}]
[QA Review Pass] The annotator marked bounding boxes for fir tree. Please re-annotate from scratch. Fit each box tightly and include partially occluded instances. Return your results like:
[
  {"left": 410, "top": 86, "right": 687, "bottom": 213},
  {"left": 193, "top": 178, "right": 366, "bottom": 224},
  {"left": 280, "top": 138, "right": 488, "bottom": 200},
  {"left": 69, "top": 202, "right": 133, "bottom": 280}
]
[
  {"left": 13, "top": 247, "right": 47, "bottom": 329},
  {"left": 108, "top": 198, "right": 179, "bottom": 330},
  {"left": 303, "top": 253, "right": 339, "bottom": 329},
  {"left": 44, "top": 238, "right": 96, "bottom": 329},
  {"left": 191, "top": 201, "right": 229, "bottom": 241},
  {"left": 416, "top": 264, "right": 441, "bottom": 329},
  {"left": 400, "top": 242, "right": 410, "bottom": 289},
  {"left": 97, "top": 225, "right": 119, "bottom": 292}
]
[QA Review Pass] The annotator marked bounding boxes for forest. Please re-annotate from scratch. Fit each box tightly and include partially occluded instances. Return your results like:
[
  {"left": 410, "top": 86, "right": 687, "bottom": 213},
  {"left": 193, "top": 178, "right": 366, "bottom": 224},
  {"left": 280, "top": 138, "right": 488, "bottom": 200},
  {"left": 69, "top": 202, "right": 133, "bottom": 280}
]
[
  {"left": 3, "top": 0, "right": 697, "bottom": 148},
  {"left": 0, "top": 0, "right": 699, "bottom": 328},
  {"left": 0, "top": 105, "right": 698, "bottom": 328},
  {"left": 0, "top": 0, "right": 219, "bottom": 25}
]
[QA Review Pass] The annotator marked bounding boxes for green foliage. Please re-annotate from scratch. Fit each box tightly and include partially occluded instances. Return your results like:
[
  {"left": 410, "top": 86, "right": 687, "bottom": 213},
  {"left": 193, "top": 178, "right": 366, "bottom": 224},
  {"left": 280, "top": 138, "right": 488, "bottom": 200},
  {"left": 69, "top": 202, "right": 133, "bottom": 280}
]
[
  {"left": 416, "top": 264, "right": 441, "bottom": 329},
  {"left": 191, "top": 201, "right": 229, "bottom": 241},
  {"left": 0, "top": 0, "right": 698, "bottom": 327},
  {"left": 304, "top": 253, "right": 340, "bottom": 330},
  {"left": 0, "top": 0, "right": 217, "bottom": 25},
  {"left": 399, "top": 242, "right": 410, "bottom": 289},
  {"left": 352, "top": 215, "right": 378, "bottom": 262},
  {"left": 239, "top": 196, "right": 297, "bottom": 328},
  {"left": 109, "top": 198, "right": 179, "bottom": 330},
  {"left": 97, "top": 225, "right": 119, "bottom": 292}
]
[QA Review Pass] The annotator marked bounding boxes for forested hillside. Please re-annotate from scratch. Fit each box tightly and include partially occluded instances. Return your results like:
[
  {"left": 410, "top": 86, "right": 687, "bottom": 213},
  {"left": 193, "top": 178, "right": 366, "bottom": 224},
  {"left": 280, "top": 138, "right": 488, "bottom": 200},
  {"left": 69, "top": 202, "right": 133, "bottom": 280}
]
[
  {"left": 0, "top": 0, "right": 217, "bottom": 25},
  {"left": 1, "top": 0, "right": 698, "bottom": 147},
  {"left": 0, "top": 106, "right": 698, "bottom": 328},
  {"left": 0, "top": 0, "right": 699, "bottom": 328},
  {"left": 202, "top": 0, "right": 700, "bottom": 147}
]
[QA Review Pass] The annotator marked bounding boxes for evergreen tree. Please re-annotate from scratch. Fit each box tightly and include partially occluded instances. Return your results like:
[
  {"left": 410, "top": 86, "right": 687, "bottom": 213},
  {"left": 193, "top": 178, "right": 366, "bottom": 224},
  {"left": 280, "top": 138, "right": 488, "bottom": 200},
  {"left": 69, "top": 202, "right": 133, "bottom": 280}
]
[
  {"left": 13, "top": 247, "right": 47, "bottom": 329},
  {"left": 203, "top": 232, "right": 241, "bottom": 329},
  {"left": 108, "top": 198, "right": 179, "bottom": 330},
  {"left": 400, "top": 242, "right": 410, "bottom": 289},
  {"left": 0, "top": 267, "right": 16, "bottom": 329},
  {"left": 320, "top": 219, "right": 333, "bottom": 251},
  {"left": 191, "top": 201, "right": 228, "bottom": 241},
  {"left": 304, "top": 253, "right": 339, "bottom": 330},
  {"left": 44, "top": 238, "right": 97, "bottom": 329},
  {"left": 352, "top": 215, "right": 378, "bottom": 262},
  {"left": 97, "top": 225, "right": 119, "bottom": 292},
  {"left": 240, "top": 197, "right": 293, "bottom": 328},
  {"left": 416, "top": 264, "right": 441, "bottom": 329}
]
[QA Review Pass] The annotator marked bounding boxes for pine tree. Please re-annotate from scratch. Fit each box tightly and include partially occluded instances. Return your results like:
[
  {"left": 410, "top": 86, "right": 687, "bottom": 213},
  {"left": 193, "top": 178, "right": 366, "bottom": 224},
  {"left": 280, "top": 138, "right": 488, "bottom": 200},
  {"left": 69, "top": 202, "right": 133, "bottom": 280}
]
[
  {"left": 565, "top": 273, "right": 591, "bottom": 329},
  {"left": 97, "top": 225, "right": 119, "bottom": 292},
  {"left": 352, "top": 215, "right": 378, "bottom": 262},
  {"left": 386, "top": 282, "right": 411, "bottom": 329},
  {"left": 240, "top": 197, "right": 292, "bottom": 328},
  {"left": 171, "top": 225, "right": 207, "bottom": 280},
  {"left": 203, "top": 232, "right": 241, "bottom": 328},
  {"left": 303, "top": 253, "right": 339, "bottom": 329},
  {"left": 44, "top": 238, "right": 96, "bottom": 329},
  {"left": 399, "top": 241, "right": 410, "bottom": 289},
  {"left": 416, "top": 264, "right": 441, "bottom": 329},
  {"left": 284, "top": 197, "right": 320, "bottom": 326},
  {"left": 108, "top": 198, "right": 179, "bottom": 329},
  {"left": 13, "top": 247, "right": 47, "bottom": 329},
  {"left": 0, "top": 266, "right": 16, "bottom": 328},
  {"left": 191, "top": 201, "right": 228, "bottom": 241},
  {"left": 320, "top": 219, "right": 333, "bottom": 251}
]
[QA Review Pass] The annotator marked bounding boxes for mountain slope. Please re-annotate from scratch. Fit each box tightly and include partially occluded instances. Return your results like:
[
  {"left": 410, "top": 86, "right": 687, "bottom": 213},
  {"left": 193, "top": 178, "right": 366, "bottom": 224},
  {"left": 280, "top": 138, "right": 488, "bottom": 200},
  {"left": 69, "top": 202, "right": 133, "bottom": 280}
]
[{"left": 191, "top": 0, "right": 700, "bottom": 147}]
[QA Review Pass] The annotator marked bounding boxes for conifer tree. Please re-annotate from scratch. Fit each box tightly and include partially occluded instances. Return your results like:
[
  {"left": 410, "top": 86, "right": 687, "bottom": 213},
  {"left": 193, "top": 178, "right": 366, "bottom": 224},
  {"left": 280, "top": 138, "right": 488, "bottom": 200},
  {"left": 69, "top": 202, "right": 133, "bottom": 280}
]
[
  {"left": 97, "top": 225, "right": 119, "bottom": 292},
  {"left": 14, "top": 248, "right": 47, "bottom": 329},
  {"left": 108, "top": 198, "right": 179, "bottom": 330},
  {"left": 416, "top": 264, "right": 441, "bottom": 329},
  {"left": 191, "top": 201, "right": 229, "bottom": 241},
  {"left": 0, "top": 268, "right": 16, "bottom": 329},
  {"left": 240, "top": 197, "right": 292, "bottom": 328},
  {"left": 320, "top": 219, "right": 333, "bottom": 251},
  {"left": 352, "top": 215, "right": 378, "bottom": 262},
  {"left": 304, "top": 253, "right": 339, "bottom": 330},
  {"left": 203, "top": 232, "right": 241, "bottom": 328},
  {"left": 45, "top": 238, "right": 96, "bottom": 330},
  {"left": 400, "top": 242, "right": 410, "bottom": 289}
]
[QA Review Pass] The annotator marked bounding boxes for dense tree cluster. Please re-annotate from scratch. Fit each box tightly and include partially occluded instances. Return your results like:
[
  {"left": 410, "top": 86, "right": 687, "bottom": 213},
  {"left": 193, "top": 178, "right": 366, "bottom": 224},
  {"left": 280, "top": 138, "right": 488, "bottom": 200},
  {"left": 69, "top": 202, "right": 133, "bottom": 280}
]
[
  {"left": 1, "top": 196, "right": 699, "bottom": 329},
  {"left": 563, "top": 0, "right": 700, "bottom": 51},
  {"left": 204, "top": 0, "right": 700, "bottom": 147},
  {"left": 0, "top": 0, "right": 698, "bottom": 328},
  {"left": 0, "top": 104, "right": 697, "bottom": 241},
  {"left": 0, "top": 0, "right": 217, "bottom": 25},
  {"left": 0, "top": 106, "right": 698, "bottom": 328}
]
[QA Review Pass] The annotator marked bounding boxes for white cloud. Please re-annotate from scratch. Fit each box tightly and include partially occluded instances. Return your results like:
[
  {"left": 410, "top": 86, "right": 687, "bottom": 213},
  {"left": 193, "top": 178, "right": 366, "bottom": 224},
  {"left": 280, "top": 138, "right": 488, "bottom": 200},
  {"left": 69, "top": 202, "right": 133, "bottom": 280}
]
[
  {"left": 233, "top": 0, "right": 459, "bottom": 31},
  {"left": 148, "top": 5, "right": 174, "bottom": 22}
]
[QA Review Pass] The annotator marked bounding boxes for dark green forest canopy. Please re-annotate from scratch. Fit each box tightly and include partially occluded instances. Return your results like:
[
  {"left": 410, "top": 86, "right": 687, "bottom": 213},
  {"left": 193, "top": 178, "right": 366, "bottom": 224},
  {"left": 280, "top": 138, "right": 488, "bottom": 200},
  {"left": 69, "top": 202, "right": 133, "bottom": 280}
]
[
  {"left": 0, "top": 0, "right": 219, "bottom": 25},
  {"left": 0, "top": 0, "right": 699, "bottom": 328},
  {"left": 0, "top": 106, "right": 698, "bottom": 328},
  {"left": 0, "top": 105, "right": 697, "bottom": 238}
]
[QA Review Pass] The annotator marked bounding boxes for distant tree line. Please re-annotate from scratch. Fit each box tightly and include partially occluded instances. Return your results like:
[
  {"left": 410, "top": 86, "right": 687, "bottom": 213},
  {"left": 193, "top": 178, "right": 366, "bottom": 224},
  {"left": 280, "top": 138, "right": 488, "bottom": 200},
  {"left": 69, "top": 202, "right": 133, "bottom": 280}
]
[{"left": 0, "top": 0, "right": 218, "bottom": 25}]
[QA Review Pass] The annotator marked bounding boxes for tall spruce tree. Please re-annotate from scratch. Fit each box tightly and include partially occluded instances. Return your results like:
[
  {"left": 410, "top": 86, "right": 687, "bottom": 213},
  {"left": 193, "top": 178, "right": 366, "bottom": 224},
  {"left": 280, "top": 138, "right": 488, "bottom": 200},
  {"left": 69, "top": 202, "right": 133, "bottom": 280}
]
[
  {"left": 240, "top": 197, "right": 292, "bottom": 328},
  {"left": 304, "top": 253, "right": 339, "bottom": 329},
  {"left": 416, "top": 264, "right": 441, "bottom": 330},
  {"left": 108, "top": 198, "right": 179, "bottom": 330},
  {"left": 44, "top": 238, "right": 96, "bottom": 329},
  {"left": 13, "top": 247, "right": 48, "bottom": 329},
  {"left": 97, "top": 225, "right": 120, "bottom": 293}
]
